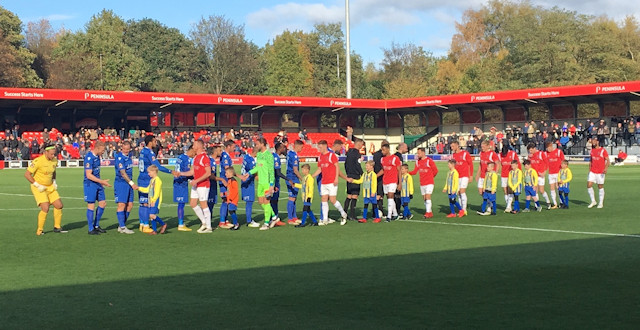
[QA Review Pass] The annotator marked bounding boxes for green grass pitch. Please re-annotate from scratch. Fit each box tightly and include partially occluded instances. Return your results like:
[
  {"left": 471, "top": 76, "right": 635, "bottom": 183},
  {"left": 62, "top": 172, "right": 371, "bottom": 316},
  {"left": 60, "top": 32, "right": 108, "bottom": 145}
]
[{"left": 1, "top": 162, "right": 640, "bottom": 329}]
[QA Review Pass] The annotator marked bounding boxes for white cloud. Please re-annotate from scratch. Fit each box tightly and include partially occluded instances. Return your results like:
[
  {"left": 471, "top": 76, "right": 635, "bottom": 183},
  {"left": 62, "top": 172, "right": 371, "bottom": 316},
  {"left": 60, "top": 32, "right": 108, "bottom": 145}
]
[
  {"left": 247, "top": 3, "right": 343, "bottom": 36},
  {"left": 43, "top": 14, "right": 75, "bottom": 21}
]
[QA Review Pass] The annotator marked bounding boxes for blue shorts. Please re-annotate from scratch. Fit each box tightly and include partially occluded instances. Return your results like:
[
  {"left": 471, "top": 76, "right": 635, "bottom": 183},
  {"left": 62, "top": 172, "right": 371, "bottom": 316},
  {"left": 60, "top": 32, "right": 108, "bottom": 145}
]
[
  {"left": 84, "top": 183, "right": 105, "bottom": 203},
  {"left": 303, "top": 201, "right": 312, "bottom": 207},
  {"left": 559, "top": 187, "right": 570, "bottom": 194},
  {"left": 138, "top": 191, "right": 149, "bottom": 204},
  {"left": 525, "top": 186, "right": 537, "bottom": 197},
  {"left": 242, "top": 184, "right": 255, "bottom": 202},
  {"left": 400, "top": 197, "right": 411, "bottom": 205},
  {"left": 173, "top": 183, "right": 189, "bottom": 203},
  {"left": 149, "top": 206, "right": 159, "bottom": 215},
  {"left": 364, "top": 197, "right": 377, "bottom": 205},
  {"left": 228, "top": 203, "right": 238, "bottom": 211},
  {"left": 286, "top": 182, "right": 299, "bottom": 198},
  {"left": 448, "top": 194, "right": 458, "bottom": 200},
  {"left": 114, "top": 181, "right": 134, "bottom": 204},
  {"left": 482, "top": 191, "right": 496, "bottom": 202}
]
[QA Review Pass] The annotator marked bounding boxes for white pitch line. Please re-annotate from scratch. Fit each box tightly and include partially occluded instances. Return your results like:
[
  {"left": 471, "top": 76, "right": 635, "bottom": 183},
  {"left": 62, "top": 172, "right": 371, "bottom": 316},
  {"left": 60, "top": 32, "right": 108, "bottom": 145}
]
[
  {"left": 399, "top": 219, "right": 640, "bottom": 238},
  {"left": 0, "top": 192, "right": 86, "bottom": 200}
]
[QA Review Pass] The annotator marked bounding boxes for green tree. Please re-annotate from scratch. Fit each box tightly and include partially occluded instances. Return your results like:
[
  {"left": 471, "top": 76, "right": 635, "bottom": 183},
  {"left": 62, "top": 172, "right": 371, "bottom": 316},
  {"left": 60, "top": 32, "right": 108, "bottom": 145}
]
[
  {"left": 25, "top": 19, "right": 58, "bottom": 86},
  {"left": 380, "top": 42, "right": 438, "bottom": 98},
  {"left": 263, "top": 30, "right": 314, "bottom": 96},
  {"left": 49, "top": 10, "right": 146, "bottom": 90},
  {"left": 190, "top": 15, "right": 262, "bottom": 95},
  {"left": 124, "top": 18, "right": 208, "bottom": 92},
  {"left": 0, "top": 6, "right": 42, "bottom": 87}
]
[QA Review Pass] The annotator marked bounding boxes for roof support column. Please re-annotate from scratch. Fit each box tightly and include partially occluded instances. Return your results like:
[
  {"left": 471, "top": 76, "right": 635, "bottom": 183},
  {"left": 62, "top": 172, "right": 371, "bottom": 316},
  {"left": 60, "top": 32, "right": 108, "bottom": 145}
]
[
  {"left": 457, "top": 108, "right": 463, "bottom": 134},
  {"left": 499, "top": 106, "right": 507, "bottom": 130},
  {"left": 384, "top": 109, "right": 389, "bottom": 138},
  {"left": 598, "top": 101, "right": 604, "bottom": 118},
  {"left": 214, "top": 111, "right": 220, "bottom": 129},
  {"left": 571, "top": 102, "right": 578, "bottom": 126},
  {"left": 524, "top": 104, "right": 530, "bottom": 122},
  {"left": 625, "top": 99, "right": 631, "bottom": 117}
]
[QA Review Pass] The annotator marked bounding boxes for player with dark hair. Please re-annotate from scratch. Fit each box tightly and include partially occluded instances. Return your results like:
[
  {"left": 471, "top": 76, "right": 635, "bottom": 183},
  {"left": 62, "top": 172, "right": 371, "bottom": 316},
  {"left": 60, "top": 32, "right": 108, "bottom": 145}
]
[
  {"left": 138, "top": 135, "right": 176, "bottom": 232},
  {"left": 450, "top": 140, "right": 473, "bottom": 214},
  {"left": 344, "top": 138, "right": 364, "bottom": 221},
  {"left": 587, "top": 137, "right": 609, "bottom": 208},
  {"left": 25, "top": 143, "right": 66, "bottom": 235},
  {"left": 84, "top": 141, "right": 112, "bottom": 235},
  {"left": 379, "top": 144, "right": 401, "bottom": 221},
  {"left": 174, "top": 145, "right": 196, "bottom": 231},
  {"left": 312, "top": 140, "right": 349, "bottom": 225},
  {"left": 114, "top": 141, "right": 137, "bottom": 234},
  {"left": 285, "top": 140, "right": 304, "bottom": 224},
  {"left": 410, "top": 147, "right": 438, "bottom": 218}
]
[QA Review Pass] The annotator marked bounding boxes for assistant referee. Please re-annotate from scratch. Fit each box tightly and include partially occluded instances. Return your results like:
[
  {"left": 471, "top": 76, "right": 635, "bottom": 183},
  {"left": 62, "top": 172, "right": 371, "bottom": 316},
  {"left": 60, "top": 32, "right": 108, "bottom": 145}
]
[
  {"left": 344, "top": 138, "right": 364, "bottom": 220},
  {"left": 24, "top": 143, "right": 66, "bottom": 235}
]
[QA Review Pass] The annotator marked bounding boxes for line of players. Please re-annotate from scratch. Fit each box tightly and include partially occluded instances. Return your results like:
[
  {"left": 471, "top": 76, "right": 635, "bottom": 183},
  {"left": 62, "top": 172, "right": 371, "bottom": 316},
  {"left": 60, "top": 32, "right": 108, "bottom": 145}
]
[{"left": 27, "top": 133, "right": 610, "bottom": 235}]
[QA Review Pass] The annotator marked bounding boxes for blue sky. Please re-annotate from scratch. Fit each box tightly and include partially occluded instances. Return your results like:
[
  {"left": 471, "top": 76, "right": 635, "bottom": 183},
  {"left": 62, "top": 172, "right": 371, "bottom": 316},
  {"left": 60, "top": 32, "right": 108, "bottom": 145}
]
[{"left": 3, "top": 0, "right": 638, "bottom": 66}]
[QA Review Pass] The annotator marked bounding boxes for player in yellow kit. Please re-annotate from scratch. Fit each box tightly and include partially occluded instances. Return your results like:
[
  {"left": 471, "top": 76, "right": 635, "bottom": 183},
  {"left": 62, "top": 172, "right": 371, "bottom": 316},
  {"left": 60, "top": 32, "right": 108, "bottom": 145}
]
[
  {"left": 507, "top": 160, "right": 523, "bottom": 214},
  {"left": 24, "top": 144, "right": 66, "bottom": 235},
  {"left": 443, "top": 159, "right": 464, "bottom": 218},
  {"left": 350, "top": 160, "right": 382, "bottom": 223},
  {"left": 558, "top": 160, "right": 573, "bottom": 209},
  {"left": 293, "top": 164, "right": 319, "bottom": 227},
  {"left": 478, "top": 162, "right": 498, "bottom": 216},
  {"left": 522, "top": 160, "right": 542, "bottom": 212},
  {"left": 136, "top": 165, "right": 166, "bottom": 234},
  {"left": 399, "top": 164, "right": 414, "bottom": 220}
]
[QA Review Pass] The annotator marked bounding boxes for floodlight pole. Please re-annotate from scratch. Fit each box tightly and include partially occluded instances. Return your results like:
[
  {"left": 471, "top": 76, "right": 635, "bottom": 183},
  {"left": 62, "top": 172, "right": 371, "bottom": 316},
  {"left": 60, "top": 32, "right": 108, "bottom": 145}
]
[{"left": 345, "top": 0, "right": 352, "bottom": 99}]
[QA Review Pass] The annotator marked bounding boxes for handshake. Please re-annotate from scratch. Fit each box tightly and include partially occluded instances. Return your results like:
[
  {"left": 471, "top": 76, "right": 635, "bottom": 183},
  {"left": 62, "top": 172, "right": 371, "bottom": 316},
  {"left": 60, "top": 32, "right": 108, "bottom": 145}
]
[{"left": 172, "top": 170, "right": 181, "bottom": 177}]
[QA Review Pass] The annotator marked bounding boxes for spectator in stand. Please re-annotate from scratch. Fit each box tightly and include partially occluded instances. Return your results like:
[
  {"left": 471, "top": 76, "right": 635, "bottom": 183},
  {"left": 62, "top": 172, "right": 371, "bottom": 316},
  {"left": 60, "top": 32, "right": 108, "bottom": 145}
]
[
  {"left": 2, "top": 146, "right": 11, "bottom": 160},
  {"left": 559, "top": 132, "right": 570, "bottom": 154}
]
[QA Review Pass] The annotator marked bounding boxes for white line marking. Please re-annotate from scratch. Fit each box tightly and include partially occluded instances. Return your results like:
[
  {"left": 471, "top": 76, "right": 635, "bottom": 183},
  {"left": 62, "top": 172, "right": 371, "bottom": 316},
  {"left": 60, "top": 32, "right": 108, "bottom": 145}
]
[
  {"left": 399, "top": 219, "right": 640, "bottom": 238},
  {"left": 0, "top": 192, "right": 86, "bottom": 200}
]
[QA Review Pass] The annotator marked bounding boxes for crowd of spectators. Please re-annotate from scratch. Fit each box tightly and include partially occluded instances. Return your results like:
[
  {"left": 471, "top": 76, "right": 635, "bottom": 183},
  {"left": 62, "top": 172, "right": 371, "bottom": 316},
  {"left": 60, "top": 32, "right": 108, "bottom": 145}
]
[
  {"left": 0, "top": 124, "right": 318, "bottom": 161},
  {"left": 432, "top": 117, "right": 640, "bottom": 155}
]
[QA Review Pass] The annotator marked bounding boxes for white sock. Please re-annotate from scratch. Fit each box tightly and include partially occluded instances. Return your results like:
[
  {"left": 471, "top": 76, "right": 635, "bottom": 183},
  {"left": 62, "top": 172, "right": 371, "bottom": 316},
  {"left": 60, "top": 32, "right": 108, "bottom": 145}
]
[
  {"left": 387, "top": 198, "right": 396, "bottom": 218},
  {"left": 599, "top": 188, "right": 605, "bottom": 205},
  {"left": 426, "top": 200, "right": 432, "bottom": 213},
  {"left": 333, "top": 201, "right": 347, "bottom": 218},
  {"left": 550, "top": 190, "right": 557, "bottom": 206},
  {"left": 322, "top": 202, "right": 329, "bottom": 222},
  {"left": 507, "top": 195, "right": 513, "bottom": 208},
  {"left": 504, "top": 194, "right": 509, "bottom": 204},
  {"left": 588, "top": 187, "right": 595, "bottom": 203},
  {"left": 192, "top": 205, "right": 205, "bottom": 224},
  {"left": 542, "top": 191, "right": 550, "bottom": 204},
  {"left": 202, "top": 207, "right": 212, "bottom": 228},
  {"left": 460, "top": 193, "right": 467, "bottom": 211}
]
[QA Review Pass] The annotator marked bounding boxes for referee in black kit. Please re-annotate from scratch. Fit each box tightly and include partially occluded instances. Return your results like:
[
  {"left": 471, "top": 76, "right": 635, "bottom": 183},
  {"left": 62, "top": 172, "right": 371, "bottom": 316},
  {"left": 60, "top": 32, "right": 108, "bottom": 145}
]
[
  {"left": 344, "top": 138, "right": 364, "bottom": 221},
  {"left": 372, "top": 140, "right": 388, "bottom": 218}
]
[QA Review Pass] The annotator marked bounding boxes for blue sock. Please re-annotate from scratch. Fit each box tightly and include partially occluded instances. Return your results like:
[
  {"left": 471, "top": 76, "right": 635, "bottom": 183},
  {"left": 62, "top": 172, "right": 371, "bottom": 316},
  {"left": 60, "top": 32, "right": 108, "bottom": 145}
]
[
  {"left": 177, "top": 203, "right": 185, "bottom": 225},
  {"left": 373, "top": 206, "right": 379, "bottom": 219},
  {"left": 95, "top": 207, "right": 105, "bottom": 227},
  {"left": 246, "top": 201, "right": 253, "bottom": 223},
  {"left": 481, "top": 200, "right": 487, "bottom": 212},
  {"left": 287, "top": 200, "right": 295, "bottom": 220},
  {"left": 450, "top": 203, "right": 455, "bottom": 214},
  {"left": 526, "top": 200, "right": 531, "bottom": 209},
  {"left": 301, "top": 211, "right": 307, "bottom": 225},
  {"left": 125, "top": 211, "right": 130, "bottom": 222},
  {"left": 155, "top": 216, "right": 165, "bottom": 226},
  {"left": 454, "top": 202, "right": 462, "bottom": 212},
  {"left": 489, "top": 202, "right": 495, "bottom": 214},
  {"left": 363, "top": 205, "right": 368, "bottom": 219},
  {"left": 231, "top": 212, "right": 238, "bottom": 225},
  {"left": 270, "top": 199, "right": 278, "bottom": 217},
  {"left": 535, "top": 201, "right": 541, "bottom": 208},
  {"left": 86, "top": 209, "right": 94, "bottom": 231},
  {"left": 116, "top": 211, "right": 126, "bottom": 227},
  {"left": 513, "top": 197, "right": 520, "bottom": 211},
  {"left": 309, "top": 212, "right": 317, "bottom": 224},
  {"left": 403, "top": 205, "right": 410, "bottom": 217},
  {"left": 220, "top": 202, "right": 228, "bottom": 223},
  {"left": 151, "top": 219, "right": 157, "bottom": 231},
  {"left": 565, "top": 194, "right": 569, "bottom": 206},
  {"left": 139, "top": 206, "right": 148, "bottom": 226}
]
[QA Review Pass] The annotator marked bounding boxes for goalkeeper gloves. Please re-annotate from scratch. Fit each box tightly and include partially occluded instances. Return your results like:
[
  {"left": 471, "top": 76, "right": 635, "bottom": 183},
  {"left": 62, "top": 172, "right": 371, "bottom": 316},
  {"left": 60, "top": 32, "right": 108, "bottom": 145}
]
[
  {"left": 32, "top": 182, "right": 46, "bottom": 192},
  {"left": 52, "top": 180, "right": 58, "bottom": 191}
]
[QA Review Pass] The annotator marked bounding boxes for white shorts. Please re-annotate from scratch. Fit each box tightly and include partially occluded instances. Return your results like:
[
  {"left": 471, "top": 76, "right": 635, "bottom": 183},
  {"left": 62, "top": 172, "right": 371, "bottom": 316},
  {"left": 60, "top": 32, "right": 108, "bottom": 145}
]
[
  {"left": 190, "top": 186, "right": 210, "bottom": 202},
  {"left": 537, "top": 177, "right": 546, "bottom": 186},
  {"left": 383, "top": 183, "right": 398, "bottom": 194},
  {"left": 501, "top": 177, "right": 509, "bottom": 188},
  {"left": 477, "top": 178, "right": 484, "bottom": 188},
  {"left": 420, "top": 184, "right": 434, "bottom": 195},
  {"left": 588, "top": 172, "right": 606, "bottom": 185},
  {"left": 320, "top": 184, "right": 338, "bottom": 197},
  {"left": 458, "top": 177, "right": 469, "bottom": 189}
]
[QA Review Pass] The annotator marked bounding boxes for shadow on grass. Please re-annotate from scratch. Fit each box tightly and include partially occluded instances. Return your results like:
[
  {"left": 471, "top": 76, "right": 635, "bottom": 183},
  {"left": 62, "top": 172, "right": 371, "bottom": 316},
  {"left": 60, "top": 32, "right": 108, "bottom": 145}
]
[{"left": 2, "top": 236, "right": 640, "bottom": 329}]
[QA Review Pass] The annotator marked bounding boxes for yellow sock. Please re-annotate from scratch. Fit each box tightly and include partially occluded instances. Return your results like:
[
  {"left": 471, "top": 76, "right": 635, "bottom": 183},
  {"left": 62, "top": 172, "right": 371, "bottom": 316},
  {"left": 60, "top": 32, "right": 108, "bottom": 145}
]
[
  {"left": 53, "top": 208, "right": 62, "bottom": 228},
  {"left": 37, "top": 211, "right": 47, "bottom": 233}
]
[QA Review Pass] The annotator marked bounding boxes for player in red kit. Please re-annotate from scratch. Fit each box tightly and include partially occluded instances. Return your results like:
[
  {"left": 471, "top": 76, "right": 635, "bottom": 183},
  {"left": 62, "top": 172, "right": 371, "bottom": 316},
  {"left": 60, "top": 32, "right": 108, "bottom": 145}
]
[
  {"left": 450, "top": 140, "right": 473, "bottom": 214},
  {"left": 587, "top": 137, "right": 609, "bottom": 208},
  {"left": 409, "top": 147, "right": 438, "bottom": 218},
  {"left": 546, "top": 141, "right": 565, "bottom": 209},
  {"left": 378, "top": 144, "right": 401, "bottom": 221},
  {"left": 476, "top": 140, "right": 501, "bottom": 196},
  {"left": 500, "top": 145, "right": 520, "bottom": 212},
  {"left": 312, "top": 140, "right": 349, "bottom": 225},
  {"left": 527, "top": 143, "right": 551, "bottom": 209}
]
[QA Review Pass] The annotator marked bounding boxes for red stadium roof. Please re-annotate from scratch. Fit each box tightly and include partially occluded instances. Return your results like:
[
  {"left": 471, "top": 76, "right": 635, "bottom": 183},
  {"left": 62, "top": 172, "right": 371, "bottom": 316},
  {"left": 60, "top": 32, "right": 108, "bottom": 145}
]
[{"left": 1, "top": 80, "right": 640, "bottom": 111}]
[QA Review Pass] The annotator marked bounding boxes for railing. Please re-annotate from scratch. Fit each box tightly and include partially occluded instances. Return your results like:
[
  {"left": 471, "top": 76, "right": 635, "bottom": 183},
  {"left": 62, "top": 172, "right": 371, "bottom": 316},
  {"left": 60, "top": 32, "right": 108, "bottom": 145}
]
[{"left": 408, "top": 127, "right": 440, "bottom": 151}]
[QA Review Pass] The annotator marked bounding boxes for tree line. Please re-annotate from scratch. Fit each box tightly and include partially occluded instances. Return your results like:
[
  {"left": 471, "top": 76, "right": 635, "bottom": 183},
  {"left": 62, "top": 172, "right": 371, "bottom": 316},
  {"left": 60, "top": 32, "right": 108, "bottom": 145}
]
[{"left": 1, "top": 1, "right": 639, "bottom": 99}]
